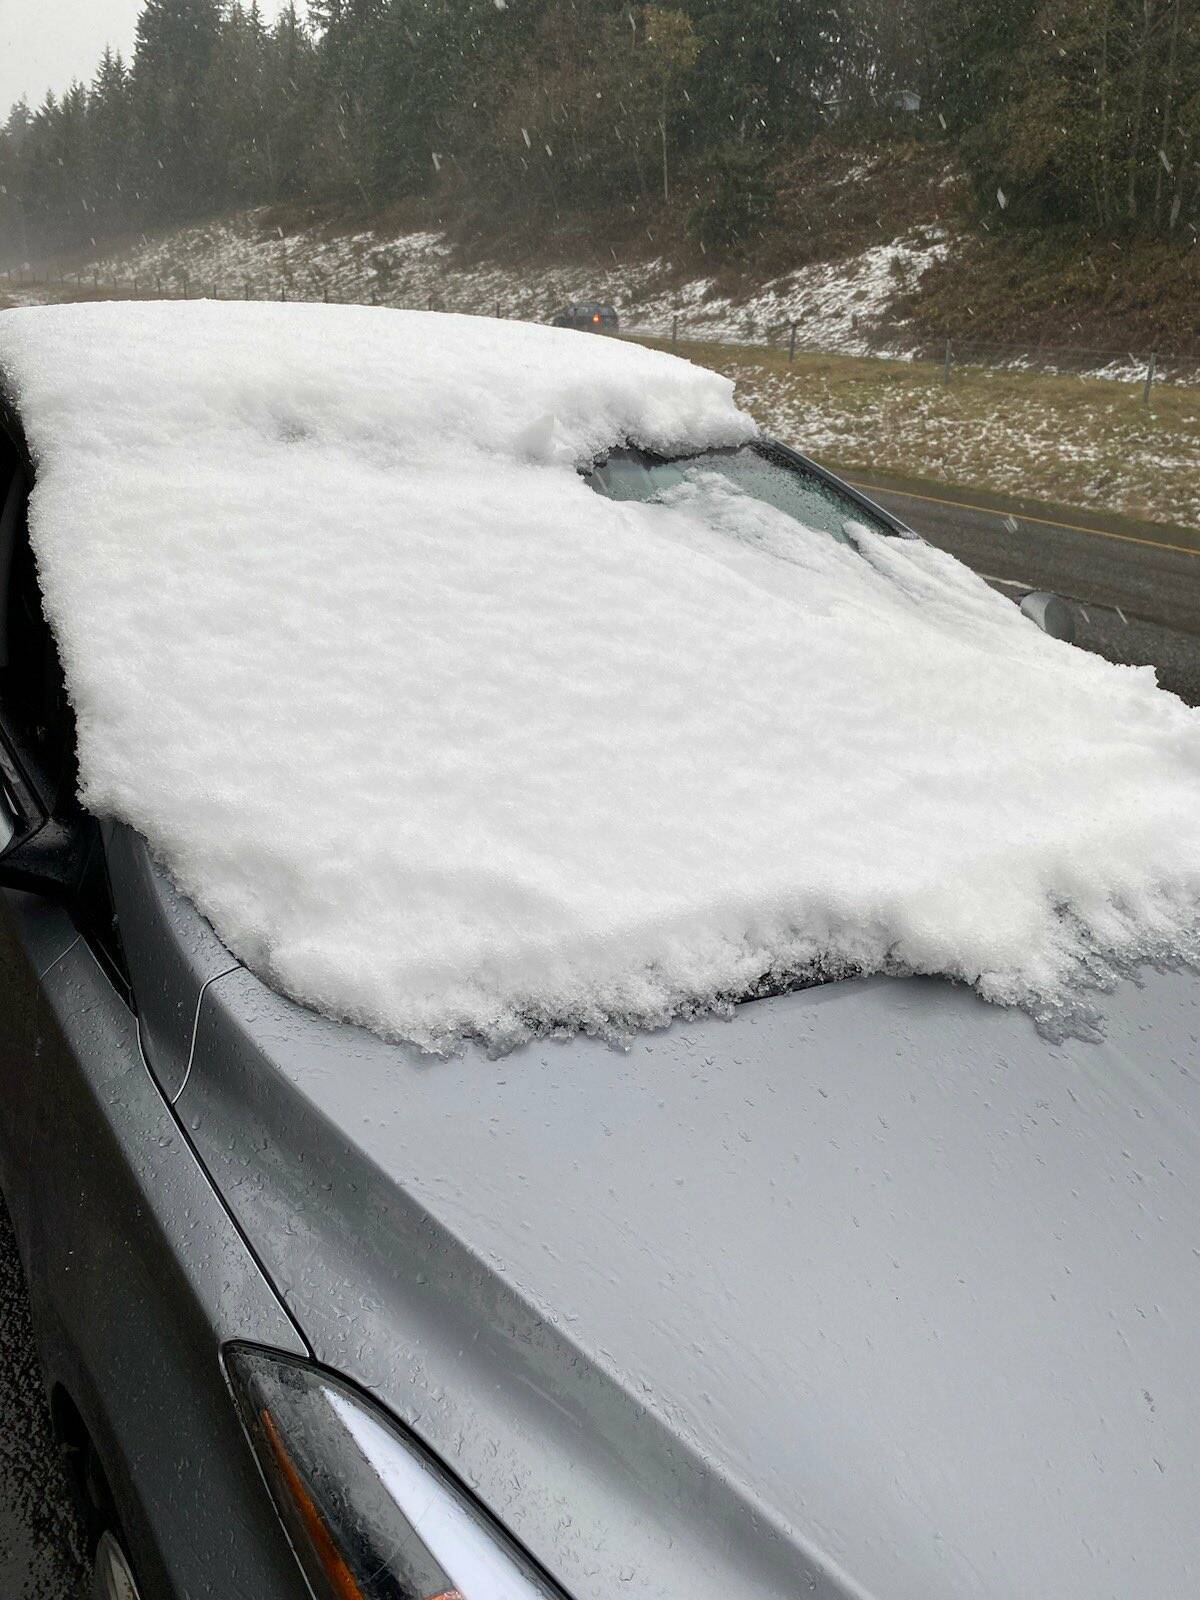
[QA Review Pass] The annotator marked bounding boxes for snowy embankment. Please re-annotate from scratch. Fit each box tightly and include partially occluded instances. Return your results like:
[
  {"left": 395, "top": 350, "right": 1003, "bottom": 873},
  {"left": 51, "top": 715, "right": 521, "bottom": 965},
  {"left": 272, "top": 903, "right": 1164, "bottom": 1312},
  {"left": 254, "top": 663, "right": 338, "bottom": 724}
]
[
  {"left": 2, "top": 300, "right": 1199, "bottom": 1054},
  {"left": 62, "top": 209, "right": 949, "bottom": 356}
]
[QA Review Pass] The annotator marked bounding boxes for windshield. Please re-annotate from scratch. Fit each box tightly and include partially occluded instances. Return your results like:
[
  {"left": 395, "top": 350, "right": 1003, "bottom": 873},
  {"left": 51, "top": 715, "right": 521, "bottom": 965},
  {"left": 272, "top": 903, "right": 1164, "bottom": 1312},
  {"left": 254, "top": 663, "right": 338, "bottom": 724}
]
[{"left": 584, "top": 444, "right": 897, "bottom": 546}]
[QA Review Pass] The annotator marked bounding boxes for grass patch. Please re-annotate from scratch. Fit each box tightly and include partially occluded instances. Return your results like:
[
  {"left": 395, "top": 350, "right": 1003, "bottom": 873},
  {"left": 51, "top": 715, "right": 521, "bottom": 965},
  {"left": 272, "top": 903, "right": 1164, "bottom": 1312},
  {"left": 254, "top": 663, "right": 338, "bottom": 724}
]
[{"left": 890, "top": 230, "right": 1200, "bottom": 355}]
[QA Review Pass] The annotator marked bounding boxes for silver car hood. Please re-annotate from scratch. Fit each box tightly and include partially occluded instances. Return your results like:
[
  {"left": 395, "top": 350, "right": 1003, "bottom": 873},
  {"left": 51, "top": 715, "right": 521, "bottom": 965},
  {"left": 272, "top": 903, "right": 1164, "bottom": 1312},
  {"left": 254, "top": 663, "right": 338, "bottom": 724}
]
[{"left": 171, "top": 933, "right": 1200, "bottom": 1600}]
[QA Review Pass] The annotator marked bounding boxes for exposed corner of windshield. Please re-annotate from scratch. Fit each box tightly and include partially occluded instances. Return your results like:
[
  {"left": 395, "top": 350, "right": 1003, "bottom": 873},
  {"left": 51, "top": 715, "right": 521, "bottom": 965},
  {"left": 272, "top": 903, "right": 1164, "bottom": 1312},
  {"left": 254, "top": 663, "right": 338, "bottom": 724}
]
[{"left": 585, "top": 443, "right": 897, "bottom": 548}]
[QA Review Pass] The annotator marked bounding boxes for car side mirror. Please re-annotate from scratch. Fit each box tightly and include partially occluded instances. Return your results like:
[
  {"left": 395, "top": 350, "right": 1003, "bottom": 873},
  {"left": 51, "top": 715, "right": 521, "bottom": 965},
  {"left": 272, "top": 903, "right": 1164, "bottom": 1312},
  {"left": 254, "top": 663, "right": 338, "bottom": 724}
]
[
  {"left": 1018, "top": 590, "right": 1077, "bottom": 644},
  {"left": 0, "top": 754, "right": 92, "bottom": 902}
]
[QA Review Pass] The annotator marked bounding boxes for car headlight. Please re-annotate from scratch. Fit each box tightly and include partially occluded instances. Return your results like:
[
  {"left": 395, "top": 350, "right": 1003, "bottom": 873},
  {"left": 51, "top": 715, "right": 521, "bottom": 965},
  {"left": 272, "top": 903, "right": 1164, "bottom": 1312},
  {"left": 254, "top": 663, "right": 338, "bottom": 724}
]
[{"left": 225, "top": 1345, "right": 560, "bottom": 1600}]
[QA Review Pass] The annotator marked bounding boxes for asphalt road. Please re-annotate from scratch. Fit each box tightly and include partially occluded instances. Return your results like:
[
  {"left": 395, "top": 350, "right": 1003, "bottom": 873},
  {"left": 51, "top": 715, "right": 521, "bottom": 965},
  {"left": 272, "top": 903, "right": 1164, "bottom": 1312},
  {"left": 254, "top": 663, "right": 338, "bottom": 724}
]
[
  {"left": 1, "top": 479, "right": 1197, "bottom": 1595},
  {"left": 0, "top": 1202, "right": 86, "bottom": 1598}
]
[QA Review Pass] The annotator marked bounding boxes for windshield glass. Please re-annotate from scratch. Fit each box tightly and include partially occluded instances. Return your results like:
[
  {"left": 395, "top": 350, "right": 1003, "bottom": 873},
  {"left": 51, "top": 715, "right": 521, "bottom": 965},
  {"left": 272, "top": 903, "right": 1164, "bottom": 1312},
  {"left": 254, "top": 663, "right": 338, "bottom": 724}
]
[{"left": 584, "top": 445, "right": 895, "bottom": 546}]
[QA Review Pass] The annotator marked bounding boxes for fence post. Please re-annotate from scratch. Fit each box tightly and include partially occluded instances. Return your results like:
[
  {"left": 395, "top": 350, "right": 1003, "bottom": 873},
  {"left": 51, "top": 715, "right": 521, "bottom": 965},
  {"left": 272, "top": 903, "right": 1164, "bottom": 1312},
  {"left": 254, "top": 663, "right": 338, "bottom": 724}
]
[
  {"left": 495, "top": 298, "right": 501, "bottom": 319},
  {"left": 244, "top": 277, "right": 250, "bottom": 300},
  {"left": 182, "top": 273, "right": 188, "bottom": 300},
  {"left": 672, "top": 314, "right": 679, "bottom": 348},
  {"left": 323, "top": 283, "right": 329, "bottom": 303},
  {"left": 788, "top": 322, "right": 797, "bottom": 363},
  {"left": 281, "top": 282, "right": 287, "bottom": 302},
  {"left": 1143, "top": 351, "right": 1157, "bottom": 405},
  {"left": 943, "top": 338, "right": 952, "bottom": 382}
]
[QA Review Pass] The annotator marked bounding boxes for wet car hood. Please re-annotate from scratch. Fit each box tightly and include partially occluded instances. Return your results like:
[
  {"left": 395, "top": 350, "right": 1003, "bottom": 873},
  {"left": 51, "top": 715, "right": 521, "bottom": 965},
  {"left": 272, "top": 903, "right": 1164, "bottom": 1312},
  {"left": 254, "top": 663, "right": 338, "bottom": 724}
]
[{"left": 176, "top": 954, "right": 1200, "bottom": 1600}]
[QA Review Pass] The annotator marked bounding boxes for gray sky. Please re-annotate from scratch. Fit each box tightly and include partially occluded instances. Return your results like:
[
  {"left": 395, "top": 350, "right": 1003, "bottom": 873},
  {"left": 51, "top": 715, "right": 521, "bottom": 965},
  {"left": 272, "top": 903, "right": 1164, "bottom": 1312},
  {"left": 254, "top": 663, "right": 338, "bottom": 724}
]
[
  {"left": 1, "top": 1, "right": 143, "bottom": 115},
  {"left": 0, "top": 1, "right": 290, "bottom": 119}
]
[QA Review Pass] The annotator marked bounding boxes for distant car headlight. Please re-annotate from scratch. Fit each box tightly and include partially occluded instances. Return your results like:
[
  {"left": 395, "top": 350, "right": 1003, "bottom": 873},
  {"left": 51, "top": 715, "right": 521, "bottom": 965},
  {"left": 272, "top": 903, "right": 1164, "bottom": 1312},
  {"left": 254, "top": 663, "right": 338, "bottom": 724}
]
[{"left": 225, "top": 1345, "right": 559, "bottom": 1600}]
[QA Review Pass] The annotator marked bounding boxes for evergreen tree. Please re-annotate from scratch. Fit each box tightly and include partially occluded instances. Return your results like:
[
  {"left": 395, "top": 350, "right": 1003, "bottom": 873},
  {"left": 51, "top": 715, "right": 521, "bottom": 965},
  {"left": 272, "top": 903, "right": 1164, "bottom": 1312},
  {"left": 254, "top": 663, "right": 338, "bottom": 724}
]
[
  {"left": 85, "top": 49, "right": 135, "bottom": 236},
  {"left": 1, "top": 0, "right": 1198, "bottom": 264},
  {"left": 132, "top": 0, "right": 222, "bottom": 219}
]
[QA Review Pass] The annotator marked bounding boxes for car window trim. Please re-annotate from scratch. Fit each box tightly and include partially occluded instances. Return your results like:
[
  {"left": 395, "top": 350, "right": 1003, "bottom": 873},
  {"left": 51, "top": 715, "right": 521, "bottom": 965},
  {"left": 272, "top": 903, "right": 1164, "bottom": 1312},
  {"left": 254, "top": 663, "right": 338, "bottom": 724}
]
[
  {"left": 584, "top": 438, "right": 914, "bottom": 540},
  {"left": 0, "top": 399, "right": 135, "bottom": 1008}
]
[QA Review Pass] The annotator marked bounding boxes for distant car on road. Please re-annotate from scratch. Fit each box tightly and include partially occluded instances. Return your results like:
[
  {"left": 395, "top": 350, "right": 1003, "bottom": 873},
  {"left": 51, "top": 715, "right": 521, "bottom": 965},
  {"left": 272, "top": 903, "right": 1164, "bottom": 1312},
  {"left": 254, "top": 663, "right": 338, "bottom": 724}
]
[{"left": 549, "top": 300, "right": 619, "bottom": 331}]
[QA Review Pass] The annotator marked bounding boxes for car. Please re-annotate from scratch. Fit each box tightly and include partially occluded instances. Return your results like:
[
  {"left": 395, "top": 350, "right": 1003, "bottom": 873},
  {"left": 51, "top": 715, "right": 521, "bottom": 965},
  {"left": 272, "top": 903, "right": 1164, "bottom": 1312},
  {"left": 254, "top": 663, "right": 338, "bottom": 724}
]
[
  {"left": 549, "top": 300, "right": 619, "bottom": 331},
  {"left": 1, "top": 302, "right": 1198, "bottom": 1600}
]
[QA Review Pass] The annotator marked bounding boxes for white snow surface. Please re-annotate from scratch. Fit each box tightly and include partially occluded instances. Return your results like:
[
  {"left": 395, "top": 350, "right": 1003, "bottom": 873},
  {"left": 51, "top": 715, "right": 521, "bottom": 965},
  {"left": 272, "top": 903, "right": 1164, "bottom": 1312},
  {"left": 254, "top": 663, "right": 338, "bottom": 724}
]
[{"left": 2, "top": 298, "right": 1200, "bottom": 1053}]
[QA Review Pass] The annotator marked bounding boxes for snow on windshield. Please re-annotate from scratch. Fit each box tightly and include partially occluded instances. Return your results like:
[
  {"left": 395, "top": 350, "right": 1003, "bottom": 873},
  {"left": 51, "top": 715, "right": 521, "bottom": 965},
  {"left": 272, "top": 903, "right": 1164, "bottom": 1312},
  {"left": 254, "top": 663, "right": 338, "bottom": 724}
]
[{"left": 2, "top": 300, "right": 1199, "bottom": 1053}]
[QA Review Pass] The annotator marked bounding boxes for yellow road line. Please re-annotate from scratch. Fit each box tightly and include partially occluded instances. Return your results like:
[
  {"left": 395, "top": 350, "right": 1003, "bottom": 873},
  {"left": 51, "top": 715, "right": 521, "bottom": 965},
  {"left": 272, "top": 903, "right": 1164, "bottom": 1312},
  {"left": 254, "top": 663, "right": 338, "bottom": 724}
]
[{"left": 843, "top": 479, "right": 1200, "bottom": 559}]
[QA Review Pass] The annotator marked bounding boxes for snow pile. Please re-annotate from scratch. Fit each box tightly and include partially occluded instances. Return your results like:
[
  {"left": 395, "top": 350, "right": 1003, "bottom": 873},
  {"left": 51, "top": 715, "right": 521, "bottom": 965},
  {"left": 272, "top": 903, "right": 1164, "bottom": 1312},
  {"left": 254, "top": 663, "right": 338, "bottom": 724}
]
[{"left": 2, "top": 299, "right": 1200, "bottom": 1053}]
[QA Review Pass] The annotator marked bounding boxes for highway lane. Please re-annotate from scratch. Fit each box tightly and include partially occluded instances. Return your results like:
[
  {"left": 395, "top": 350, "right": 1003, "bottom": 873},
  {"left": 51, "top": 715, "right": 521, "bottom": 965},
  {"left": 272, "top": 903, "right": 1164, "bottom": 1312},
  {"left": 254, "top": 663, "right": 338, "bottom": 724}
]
[{"left": 849, "top": 475, "right": 1200, "bottom": 706}]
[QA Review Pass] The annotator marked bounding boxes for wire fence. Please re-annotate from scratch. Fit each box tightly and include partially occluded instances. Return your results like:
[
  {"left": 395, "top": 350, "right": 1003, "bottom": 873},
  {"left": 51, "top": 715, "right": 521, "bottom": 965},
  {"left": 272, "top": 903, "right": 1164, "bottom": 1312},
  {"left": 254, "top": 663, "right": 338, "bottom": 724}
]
[
  {"left": 625, "top": 313, "right": 1200, "bottom": 393},
  {"left": 5, "top": 262, "right": 1199, "bottom": 398},
  {"left": 925, "top": 335, "right": 1200, "bottom": 389}
]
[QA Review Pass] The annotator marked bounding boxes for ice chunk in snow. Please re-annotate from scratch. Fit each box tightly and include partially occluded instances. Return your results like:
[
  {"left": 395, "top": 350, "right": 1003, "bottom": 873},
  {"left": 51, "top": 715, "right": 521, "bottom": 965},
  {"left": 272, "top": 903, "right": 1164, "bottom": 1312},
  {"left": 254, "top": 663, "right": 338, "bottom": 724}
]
[{"left": 1, "top": 298, "right": 1199, "bottom": 1054}]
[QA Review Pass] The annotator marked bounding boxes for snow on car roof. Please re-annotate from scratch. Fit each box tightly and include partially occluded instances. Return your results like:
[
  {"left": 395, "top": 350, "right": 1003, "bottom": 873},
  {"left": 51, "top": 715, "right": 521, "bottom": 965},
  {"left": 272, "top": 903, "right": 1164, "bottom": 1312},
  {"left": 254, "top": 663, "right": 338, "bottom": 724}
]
[{"left": 2, "top": 299, "right": 1198, "bottom": 1053}]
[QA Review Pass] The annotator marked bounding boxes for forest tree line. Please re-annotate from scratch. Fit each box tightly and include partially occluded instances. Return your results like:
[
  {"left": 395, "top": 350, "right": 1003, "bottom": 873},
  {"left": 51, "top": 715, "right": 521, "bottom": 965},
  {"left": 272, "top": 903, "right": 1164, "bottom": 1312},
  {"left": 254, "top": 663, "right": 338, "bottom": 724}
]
[{"left": 1, "top": 0, "right": 1198, "bottom": 263}]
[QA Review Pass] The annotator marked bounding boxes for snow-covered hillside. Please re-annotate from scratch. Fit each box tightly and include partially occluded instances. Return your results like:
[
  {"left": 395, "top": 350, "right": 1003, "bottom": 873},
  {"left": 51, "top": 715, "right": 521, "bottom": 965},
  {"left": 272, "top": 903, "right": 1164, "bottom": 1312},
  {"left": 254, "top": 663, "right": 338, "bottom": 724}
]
[{"left": 54, "top": 208, "right": 951, "bottom": 358}]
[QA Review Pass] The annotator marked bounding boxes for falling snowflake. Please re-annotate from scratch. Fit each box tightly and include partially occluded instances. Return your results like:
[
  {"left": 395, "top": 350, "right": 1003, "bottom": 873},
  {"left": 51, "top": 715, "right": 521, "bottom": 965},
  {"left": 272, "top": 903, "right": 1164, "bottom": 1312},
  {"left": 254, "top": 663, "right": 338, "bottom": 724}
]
[{"left": 996, "top": 187, "right": 1008, "bottom": 209}]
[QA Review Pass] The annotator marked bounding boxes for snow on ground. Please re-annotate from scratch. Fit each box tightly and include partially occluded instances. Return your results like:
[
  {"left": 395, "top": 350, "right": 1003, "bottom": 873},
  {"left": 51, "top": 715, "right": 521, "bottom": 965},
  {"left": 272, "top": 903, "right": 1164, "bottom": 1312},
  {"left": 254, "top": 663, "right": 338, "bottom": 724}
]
[
  {"left": 0, "top": 284, "right": 65, "bottom": 310},
  {"left": 645, "top": 231, "right": 951, "bottom": 354},
  {"left": 2, "top": 300, "right": 1199, "bottom": 1054},
  {"left": 33, "top": 208, "right": 949, "bottom": 356},
  {"left": 28, "top": 210, "right": 1193, "bottom": 382}
]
